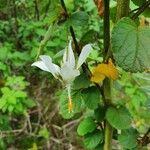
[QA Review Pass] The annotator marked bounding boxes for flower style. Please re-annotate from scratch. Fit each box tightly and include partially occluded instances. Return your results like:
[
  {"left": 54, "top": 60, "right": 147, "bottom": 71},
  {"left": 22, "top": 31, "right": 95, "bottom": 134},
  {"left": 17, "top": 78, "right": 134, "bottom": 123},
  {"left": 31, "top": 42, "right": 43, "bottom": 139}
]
[{"left": 32, "top": 40, "right": 92, "bottom": 113}]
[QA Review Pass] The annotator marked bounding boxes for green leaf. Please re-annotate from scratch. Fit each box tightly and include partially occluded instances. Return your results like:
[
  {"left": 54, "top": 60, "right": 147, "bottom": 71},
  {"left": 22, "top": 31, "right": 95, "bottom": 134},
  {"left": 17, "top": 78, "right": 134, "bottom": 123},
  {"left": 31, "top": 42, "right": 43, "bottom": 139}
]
[
  {"left": 142, "top": 8, "right": 150, "bottom": 18},
  {"left": 73, "top": 73, "right": 90, "bottom": 90},
  {"left": 8, "top": 105, "right": 14, "bottom": 112},
  {"left": 0, "top": 46, "right": 9, "bottom": 61},
  {"left": 93, "top": 144, "right": 103, "bottom": 150},
  {"left": 15, "top": 103, "right": 24, "bottom": 113},
  {"left": 23, "top": 99, "right": 36, "bottom": 108},
  {"left": 38, "top": 127, "right": 50, "bottom": 139},
  {"left": 0, "top": 99, "right": 6, "bottom": 109},
  {"left": 0, "top": 62, "right": 7, "bottom": 71},
  {"left": 110, "top": 6, "right": 117, "bottom": 23},
  {"left": 15, "top": 91, "right": 27, "bottom": 98},
  {"left": 112, "top": 17, "right": 150, "bottom": 72},
  {"left": 72, "top": 91, "right": 84, "bottom": 112},
  {"left": 67, "top": 11, "right": 89, "bottom": 27},
  {"left": 8, "top": 97, "right": 17, "bottom": 105},
  {"left": 77, "top": 117, "right": 96, "bottom": 136},
  {"left": 82, "top": 86, "right": 100, "bottom": 109},
  {"left": 94, "top": 106, "right": 105, "bottom": 122},
  {"left": 131, "top": 0, "right": 146, "bottom": 6},
  {"left": 118, "top": 128, "right": 138, "bottom": 149},
  {"left": 84, "top": 130, "right": 103, "bottom": 149},
  {"left": 80, "top": 30, "right": 99, "bottom": 46},
  {"left": 106, "top": 106, "right": 131, "bottom": 129}
]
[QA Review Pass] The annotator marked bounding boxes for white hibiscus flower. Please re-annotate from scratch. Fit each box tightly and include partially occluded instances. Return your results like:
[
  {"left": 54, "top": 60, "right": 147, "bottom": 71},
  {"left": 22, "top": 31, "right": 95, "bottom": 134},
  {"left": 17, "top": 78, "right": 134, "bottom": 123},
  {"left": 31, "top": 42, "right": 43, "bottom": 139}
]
[{"left": 32, "top": 40, "right": 92, "bottom": 112}]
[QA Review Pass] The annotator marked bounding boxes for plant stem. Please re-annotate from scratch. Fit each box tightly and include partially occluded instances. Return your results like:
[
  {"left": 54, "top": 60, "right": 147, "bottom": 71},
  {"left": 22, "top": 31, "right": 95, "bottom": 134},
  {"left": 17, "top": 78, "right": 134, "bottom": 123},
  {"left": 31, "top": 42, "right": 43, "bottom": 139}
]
[
  {"left": 104, "top": 120, "right": 113, "bottom": 150},
  {"left": 103, "top": 79, "right": 113, "bottom": 150},
  {"left": 34, "top": 0, "right": 40, "bottom": 20},
  {"left": 103, "top": 0, "right": 110, "bottom": 60},
  {"left": 103, "top": 1, "right": 130, "bottom": 150},
  {"left": 103, "top": 0, "right": 113, "bottom": 150},
  {"left": 116, "top": 0, "right": 130, "bottom": 20}
]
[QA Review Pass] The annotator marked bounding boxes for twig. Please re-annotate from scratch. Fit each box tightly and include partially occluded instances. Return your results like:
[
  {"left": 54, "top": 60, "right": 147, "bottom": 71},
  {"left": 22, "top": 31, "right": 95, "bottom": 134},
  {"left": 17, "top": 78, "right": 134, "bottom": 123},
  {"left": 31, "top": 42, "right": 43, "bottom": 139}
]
[
  {"left": 60, "top": 0, "right": 68, "bottom": 16},
  {"left": 69, "top": 26, "right": 80, "bottom": 54},
  {"left": 27, "top": 113, "right": 32, "bottom": 133},
  {"left": 34, "top": 0, "right": 40, "bottom": 20},
  {"left": 131, "top": 0, "right": 150, "bottom": 19},
  {"left": 0, "top": 117, "right": 27, "bottom": 137},
  {"left": 104, "top": 0, "right": 110, "bottom": 57},
  {"left": 140, "top": 128, "right": 150, "bottom": 146},
  {"left": 62, "top": 117, "right": 83, "bottom": 129}
]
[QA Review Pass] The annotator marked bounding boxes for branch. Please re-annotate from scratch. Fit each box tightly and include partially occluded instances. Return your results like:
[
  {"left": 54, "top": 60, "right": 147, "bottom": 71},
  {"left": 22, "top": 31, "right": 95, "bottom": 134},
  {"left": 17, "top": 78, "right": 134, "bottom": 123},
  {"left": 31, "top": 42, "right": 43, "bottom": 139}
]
[
  {"left": 104, "top": 0, "right": 110, "bottom": 58},
  {"left": 60, "top": 0, "right": 69, "bottom": 17},
  {"left": 34, "top": 0, "right": 40, "bottom": 20},
  {"left": 131, "top": 0, "right": 150, "bottom": 19}
]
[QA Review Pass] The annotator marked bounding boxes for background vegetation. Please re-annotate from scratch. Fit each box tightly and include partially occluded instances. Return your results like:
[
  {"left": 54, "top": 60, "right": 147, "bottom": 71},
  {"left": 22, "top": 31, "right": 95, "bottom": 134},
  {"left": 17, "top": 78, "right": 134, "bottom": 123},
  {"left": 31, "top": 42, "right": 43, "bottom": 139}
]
[{"left": 0, "top": 0, "right": 150, "bottom": 149}]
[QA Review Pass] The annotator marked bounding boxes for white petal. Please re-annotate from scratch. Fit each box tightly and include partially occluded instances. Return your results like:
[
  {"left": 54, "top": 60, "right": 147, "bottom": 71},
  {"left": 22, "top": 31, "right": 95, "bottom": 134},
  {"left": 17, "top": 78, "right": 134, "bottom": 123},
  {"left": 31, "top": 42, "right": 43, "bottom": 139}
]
[
  {"left": 53, "top": 64, "right": 61, "bottom": 75},
  {"left": 63, "top": 48, "right": 67, "bottom": 63},
  {"left": 39, "top": 55, "right": 60, "bottom": 76},
  {"left": 54, "top": 49, "right": 65, "bottom": 59},
  {"left": 32, "top": 55, "right": 60, "bottom": 78},
  {"left": 63, "top": 40, "right": 75, "bottom": 68},
  {"left": 68, "top": 40, "right": 75, "bottom": 68},
  {"left": 60, "top": 64, "right": 80, "bottom": 84},
  {"left": 31, "top": 61, "right": 50, "bottom": 72},
  {"left": 77, "top": 44, "right": 92, "bottom": 69}
]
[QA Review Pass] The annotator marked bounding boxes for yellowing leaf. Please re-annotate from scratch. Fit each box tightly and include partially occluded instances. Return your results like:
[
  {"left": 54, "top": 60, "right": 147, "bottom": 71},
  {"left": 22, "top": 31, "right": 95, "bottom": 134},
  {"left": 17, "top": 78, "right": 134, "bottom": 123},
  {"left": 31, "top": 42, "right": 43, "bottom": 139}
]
[{"left": 91, "top": 59, "right": 118, "bottom": 83}]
